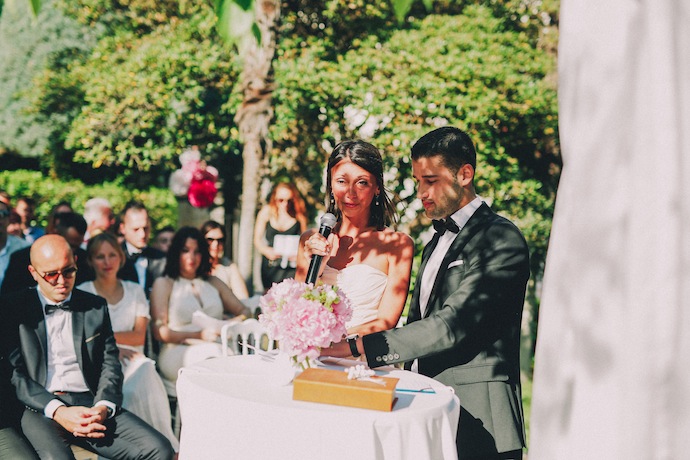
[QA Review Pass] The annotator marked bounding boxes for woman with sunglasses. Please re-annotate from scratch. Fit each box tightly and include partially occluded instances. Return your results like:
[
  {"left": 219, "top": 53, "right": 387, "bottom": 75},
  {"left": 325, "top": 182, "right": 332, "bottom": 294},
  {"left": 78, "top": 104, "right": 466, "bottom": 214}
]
[
  {"left": 200, "top": 220, "right": 248, "bottom": 299},
  {"left": 78, "top": 232, "right": 179, "bottom": 452},
  {"left": 254, "top": 182, "right": 308, "bottom": 292}
]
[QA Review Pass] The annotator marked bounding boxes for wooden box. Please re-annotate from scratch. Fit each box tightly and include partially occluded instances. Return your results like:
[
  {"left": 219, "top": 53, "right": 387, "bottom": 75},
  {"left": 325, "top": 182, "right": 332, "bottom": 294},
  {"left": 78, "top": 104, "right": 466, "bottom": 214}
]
[{"left": 293, "top": 368, "right": 399, "bottom": 412}]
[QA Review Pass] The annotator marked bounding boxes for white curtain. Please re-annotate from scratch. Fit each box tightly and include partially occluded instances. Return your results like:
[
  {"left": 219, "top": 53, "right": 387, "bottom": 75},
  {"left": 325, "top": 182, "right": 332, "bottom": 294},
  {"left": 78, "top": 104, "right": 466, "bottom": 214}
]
[{"left": 529, "top": 1, "right": 690, "bottom": 459}]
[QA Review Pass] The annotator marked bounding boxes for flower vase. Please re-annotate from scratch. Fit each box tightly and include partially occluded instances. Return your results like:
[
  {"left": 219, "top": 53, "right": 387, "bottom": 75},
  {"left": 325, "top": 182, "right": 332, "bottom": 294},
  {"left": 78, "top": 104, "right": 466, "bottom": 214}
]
[{"left": 272, "top": 351, "right": 315, "bottom": 386}]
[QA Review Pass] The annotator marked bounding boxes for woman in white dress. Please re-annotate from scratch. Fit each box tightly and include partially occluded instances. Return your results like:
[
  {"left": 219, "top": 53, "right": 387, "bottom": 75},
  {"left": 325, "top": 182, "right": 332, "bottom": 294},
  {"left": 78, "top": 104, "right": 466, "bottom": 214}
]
[
  {"left": 78, "top": 232, "right": 179, "bottom": 452},
  {"left": 151, "top": 227, "right": 251, "bottom": 382},
  {"left": 296, "top": 140, "right": 414, "bottom": 336}
]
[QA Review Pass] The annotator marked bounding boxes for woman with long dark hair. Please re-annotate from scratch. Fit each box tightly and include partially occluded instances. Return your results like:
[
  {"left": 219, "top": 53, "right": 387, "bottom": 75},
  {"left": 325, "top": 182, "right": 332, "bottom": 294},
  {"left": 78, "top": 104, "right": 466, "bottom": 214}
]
[
  {"left": 150, "top": 227, "right": 250, "bottom": 382},
  {"left": 296, "top": 140, "right": 414, "bottom": 337}
]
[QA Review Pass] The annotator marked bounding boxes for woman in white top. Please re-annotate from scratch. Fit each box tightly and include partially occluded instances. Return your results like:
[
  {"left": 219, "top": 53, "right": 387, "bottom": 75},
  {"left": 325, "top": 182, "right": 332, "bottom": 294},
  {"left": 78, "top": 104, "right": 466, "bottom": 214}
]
[
  {"left": 296, "top": 140, "right": 414, "bottom": 336},
  {"left": 200, "top": 220, "right": 249, "bottom": 299},
  {"left": 78, "top": 232, "right": 179, "bottom": 452},
  {"left": 151, "top": 227, "right": 251, "bottom": 382}
]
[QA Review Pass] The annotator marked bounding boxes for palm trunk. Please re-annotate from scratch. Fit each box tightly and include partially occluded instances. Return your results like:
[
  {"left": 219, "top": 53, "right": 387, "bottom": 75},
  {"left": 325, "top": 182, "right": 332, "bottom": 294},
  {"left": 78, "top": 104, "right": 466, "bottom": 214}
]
[{"left": 234, "top": 0, "right": 280, "bottom": 288}]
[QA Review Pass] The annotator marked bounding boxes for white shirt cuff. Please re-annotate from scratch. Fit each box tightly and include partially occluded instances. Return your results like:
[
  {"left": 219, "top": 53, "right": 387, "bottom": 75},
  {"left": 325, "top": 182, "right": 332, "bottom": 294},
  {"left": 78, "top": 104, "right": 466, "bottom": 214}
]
[
  {"left": 45, "top": 399, "right": 66, "bottom": 419},
  {"left": 94, "top": 400, "right": 117, "bottom": 418}
]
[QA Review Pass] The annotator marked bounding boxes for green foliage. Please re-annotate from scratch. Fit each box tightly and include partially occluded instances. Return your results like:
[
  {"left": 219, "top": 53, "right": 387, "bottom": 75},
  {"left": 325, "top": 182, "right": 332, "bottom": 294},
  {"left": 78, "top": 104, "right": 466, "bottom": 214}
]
[
  {"left": 63, "top": 13, "right": 240, "bottom": 174},
  {"left": 0, "top": 0, "right": 97, "bottom": 160},
  {"left": 0, "top": 170, "right": 178, "bottom": 232},
  {"left": 274, "top": 4, "right": 558, "bottom": 275}
]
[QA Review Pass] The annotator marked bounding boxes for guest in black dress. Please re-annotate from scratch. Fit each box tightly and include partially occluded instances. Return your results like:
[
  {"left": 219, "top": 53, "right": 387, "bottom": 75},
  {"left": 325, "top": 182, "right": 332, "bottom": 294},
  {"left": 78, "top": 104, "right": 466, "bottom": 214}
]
[{"left": 253, "top": 182, "right": 307, "bottom": 291}]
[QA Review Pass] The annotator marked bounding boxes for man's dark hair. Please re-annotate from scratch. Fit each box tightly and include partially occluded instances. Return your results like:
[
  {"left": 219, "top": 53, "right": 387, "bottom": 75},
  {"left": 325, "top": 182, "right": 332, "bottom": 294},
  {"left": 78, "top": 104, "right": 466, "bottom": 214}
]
[
  {"left": 53, "top": 212, "right": 87, "bottom": 235},
  {"left": 410, "top": 126, "right": 477, "bottom": 176}
]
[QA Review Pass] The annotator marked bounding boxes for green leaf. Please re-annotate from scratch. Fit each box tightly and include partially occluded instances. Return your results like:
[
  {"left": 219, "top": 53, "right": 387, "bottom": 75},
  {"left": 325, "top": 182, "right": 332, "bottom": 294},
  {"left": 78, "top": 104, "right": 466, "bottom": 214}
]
[
  {"left": 215, "top": 0, "right": 256, "bottom": 47},
  {"left": 421, "top": 0, "right": 433, "bottom": 11},
  {"left": 391, "top": 0, "right": 414, "bottom": 24},
  {"left": 30, "top": 0, "right": 41, "bottom": 15}
]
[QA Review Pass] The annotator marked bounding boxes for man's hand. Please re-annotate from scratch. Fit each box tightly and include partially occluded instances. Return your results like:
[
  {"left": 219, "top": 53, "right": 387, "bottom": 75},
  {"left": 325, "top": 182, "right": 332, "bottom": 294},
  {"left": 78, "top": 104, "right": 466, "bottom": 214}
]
[{"left": 53, "top": 405, "right": 108, "bottom": 438}]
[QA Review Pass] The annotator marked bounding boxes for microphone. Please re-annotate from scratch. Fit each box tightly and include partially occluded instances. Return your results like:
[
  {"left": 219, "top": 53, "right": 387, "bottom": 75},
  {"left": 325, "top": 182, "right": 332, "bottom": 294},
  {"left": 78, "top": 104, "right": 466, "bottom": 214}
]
[{"left": 305, "top": 213, "right": 337, "bottom": 284}]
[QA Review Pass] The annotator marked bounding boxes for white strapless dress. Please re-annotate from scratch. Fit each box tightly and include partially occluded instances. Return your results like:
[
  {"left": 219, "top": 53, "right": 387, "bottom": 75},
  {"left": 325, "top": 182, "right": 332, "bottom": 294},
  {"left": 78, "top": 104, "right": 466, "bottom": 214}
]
[{"left": 321, "top": 264, "right": 388, "bottom": 329}]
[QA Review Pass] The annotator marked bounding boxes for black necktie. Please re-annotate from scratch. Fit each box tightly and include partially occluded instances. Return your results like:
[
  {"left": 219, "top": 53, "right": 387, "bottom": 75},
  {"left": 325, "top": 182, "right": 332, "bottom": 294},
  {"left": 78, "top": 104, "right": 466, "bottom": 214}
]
[
  {"left": 45, "top": 303, "right": 71, "bottom": 315},
  {"left": 432, "top": 218, "right": 460, "bottom": 236}
]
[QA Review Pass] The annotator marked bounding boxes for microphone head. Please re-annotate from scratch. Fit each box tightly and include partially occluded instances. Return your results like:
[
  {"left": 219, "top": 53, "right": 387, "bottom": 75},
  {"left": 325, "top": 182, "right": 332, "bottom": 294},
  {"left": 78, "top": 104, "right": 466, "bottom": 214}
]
[{"left": 320, "top": 213, "right": 337, "bottom": 229}]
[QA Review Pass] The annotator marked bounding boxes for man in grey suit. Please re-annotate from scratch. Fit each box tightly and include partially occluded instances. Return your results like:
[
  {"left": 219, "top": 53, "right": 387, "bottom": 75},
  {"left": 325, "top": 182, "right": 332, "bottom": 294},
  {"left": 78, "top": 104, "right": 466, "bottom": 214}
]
[
  {"left": 0, "top": 235, "right": 173, "bottom": 459},
  {"left": 332, "top": 127, "right": 530, "bottom": 460}
]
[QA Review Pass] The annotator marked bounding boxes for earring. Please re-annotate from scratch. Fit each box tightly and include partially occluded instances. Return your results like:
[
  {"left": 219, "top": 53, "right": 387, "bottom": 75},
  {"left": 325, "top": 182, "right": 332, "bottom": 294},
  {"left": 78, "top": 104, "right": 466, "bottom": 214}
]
[{"left": 375, "top": 194, "right": 380, "bottom": 206}]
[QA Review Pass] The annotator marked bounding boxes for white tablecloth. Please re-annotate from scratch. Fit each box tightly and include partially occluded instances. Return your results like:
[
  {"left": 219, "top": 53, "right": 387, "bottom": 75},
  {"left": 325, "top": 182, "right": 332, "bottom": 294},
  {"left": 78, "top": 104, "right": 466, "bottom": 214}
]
[{"left": 176, "top": 355, "right": 460, "bottom": 460}]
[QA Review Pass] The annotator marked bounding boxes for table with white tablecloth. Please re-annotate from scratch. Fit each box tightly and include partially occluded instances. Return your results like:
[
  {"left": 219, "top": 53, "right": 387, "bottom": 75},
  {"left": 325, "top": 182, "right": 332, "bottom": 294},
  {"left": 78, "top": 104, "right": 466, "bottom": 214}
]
[{"left": 176, "top": 355, "right": 460, "bottom": 460}]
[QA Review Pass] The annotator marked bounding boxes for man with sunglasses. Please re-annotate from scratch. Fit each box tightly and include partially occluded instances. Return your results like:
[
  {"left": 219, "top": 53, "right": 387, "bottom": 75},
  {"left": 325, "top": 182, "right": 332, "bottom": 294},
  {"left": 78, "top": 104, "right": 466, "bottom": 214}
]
[{"left": 0, "top": 235, "right": 173, "bottom": 459}]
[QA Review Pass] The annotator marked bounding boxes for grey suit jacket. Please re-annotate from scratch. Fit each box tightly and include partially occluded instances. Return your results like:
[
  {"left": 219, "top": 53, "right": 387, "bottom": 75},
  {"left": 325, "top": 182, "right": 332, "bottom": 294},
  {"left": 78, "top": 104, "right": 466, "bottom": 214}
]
[
  {"left": 0, "top": 288, "right": 123, "bottom": 413},
  {"left": 363, "top": 203, "right": 530, "bottom": 458}
]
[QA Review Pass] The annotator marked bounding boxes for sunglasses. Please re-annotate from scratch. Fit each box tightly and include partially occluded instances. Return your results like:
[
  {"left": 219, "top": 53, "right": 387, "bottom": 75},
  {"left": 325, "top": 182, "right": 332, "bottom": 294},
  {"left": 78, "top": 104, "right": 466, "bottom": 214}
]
[
  {"left": 36, "top": 266, "right": 78, "bottom": 286},
  {"left": 206, "top": 237, "right": 224, "bottom": 244}
]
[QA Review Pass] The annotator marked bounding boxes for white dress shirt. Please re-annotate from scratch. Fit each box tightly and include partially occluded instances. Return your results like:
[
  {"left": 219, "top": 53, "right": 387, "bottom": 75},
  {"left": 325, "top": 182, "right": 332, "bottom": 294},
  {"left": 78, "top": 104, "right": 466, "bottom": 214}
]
[
  {"left": 413, "top": 196, "right": 483, "bottom": 373},
  {"left": 126, "top": 241, "right": 148, "bottom": 289},
  {"left": 37, "top": 289, "right": 116, "bottom": 419}
]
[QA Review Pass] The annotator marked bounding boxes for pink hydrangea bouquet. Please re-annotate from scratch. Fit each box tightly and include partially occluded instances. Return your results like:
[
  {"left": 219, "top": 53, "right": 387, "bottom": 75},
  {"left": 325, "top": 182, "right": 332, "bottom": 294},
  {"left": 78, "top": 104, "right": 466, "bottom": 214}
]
[{"left": 259, "top": 278, "right": 352, "bottom": 369}]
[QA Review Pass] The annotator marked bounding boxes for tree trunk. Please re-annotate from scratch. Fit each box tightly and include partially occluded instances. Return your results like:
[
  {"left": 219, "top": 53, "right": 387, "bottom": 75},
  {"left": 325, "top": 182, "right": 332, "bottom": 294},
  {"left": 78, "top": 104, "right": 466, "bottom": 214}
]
[{"left": 234, "top": 0, "right": 280, "bottom": 286}]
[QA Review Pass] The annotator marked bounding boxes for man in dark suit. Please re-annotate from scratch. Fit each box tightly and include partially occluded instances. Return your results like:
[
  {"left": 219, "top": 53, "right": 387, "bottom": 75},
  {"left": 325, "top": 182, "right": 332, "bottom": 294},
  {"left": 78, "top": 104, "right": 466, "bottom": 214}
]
[
  {"left": 117, "top": 201, "right": 166, "bottom": 296},
  {"left": 0, "top": 235, "right": 173, "bottom": 459},
  {"left": 334, "top": 127, "right": 530, "bottom": 460},
  {"left": 0, "top": 212, "right": 94, "bottom": 296}
]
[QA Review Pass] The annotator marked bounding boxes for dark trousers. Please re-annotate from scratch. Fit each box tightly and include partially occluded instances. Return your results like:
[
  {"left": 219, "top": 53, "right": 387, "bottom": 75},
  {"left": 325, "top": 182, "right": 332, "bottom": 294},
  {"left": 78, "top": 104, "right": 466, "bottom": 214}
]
[
  {"left": 0, "top": 426, "right": 38, "bottom": 459},
  {"left": 21, "top": 392, "right": 173, "bottom": 460},
  {"left": 464, "top": 449, "right": 523, "bottom": 460}
]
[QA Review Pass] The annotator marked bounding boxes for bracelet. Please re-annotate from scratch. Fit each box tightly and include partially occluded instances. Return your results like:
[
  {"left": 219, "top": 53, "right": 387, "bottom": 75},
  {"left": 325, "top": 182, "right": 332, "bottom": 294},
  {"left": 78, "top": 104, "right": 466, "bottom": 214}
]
[{"left": 347, "top": 336, "right": 361, "bottom": 358}]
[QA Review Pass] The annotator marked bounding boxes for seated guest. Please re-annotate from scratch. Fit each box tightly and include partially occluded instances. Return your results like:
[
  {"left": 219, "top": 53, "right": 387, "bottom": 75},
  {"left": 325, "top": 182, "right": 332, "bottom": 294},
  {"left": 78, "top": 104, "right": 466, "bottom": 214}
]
[
  {"left": 1, "top": 212, "right": 94, "bottom": 296},
  {"left": 82, "top": 197, "right": 114, "bottom": 247},
  {"left": 200, "top": 220, "right": 249, "bottom": 299},
  {"left": 117, "top": 201, "right": 166, "bottom": 296},
  {"left": 0, "top": 235, "right": 173, "bottom": 459},
  {"left": 153, "top": 225, "right": 176, "bottom": 254},
  {"left": 14, "top": 197, "right": 44, "bottom": 243},
  {"left": 0, "top": 200, "right": 31, "bottom": 289},
  {"left": 0, "top": 354, "right": 37, "bottom": 459},
  {"left": 151, "top": 227, "right": 251, "bottom": 382},
  {"left": 78, "top": 233, "right": 179, "bottom": 452},
  {"left": 7, "top": 211, "right": 24, "bottom": 239}
]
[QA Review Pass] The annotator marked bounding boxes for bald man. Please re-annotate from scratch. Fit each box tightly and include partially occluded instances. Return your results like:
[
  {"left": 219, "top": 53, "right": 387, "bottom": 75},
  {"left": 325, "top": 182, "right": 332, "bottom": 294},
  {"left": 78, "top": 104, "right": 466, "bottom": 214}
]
[{"left": 0, "top": 235, "right": 173, "bottom": 460}]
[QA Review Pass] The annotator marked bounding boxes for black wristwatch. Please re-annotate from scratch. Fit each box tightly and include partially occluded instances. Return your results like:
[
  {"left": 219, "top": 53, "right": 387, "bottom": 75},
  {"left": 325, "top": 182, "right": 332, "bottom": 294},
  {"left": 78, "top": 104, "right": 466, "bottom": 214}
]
[{"left": 347, "top": 335, "right": 361, "bottom": 358}]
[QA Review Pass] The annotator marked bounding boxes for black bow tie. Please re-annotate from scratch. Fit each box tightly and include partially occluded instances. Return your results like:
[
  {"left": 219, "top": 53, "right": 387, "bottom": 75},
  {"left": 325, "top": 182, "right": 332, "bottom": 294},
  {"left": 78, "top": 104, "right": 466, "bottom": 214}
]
[
  {"left": 45, "top": 303, "right": 71, "bottom": 315},
  {"left": 130, "top": 251, "right": 143, "bottom": 261},
  {"left": 432, "top": 219, "right": 460, "bottom": 236}
]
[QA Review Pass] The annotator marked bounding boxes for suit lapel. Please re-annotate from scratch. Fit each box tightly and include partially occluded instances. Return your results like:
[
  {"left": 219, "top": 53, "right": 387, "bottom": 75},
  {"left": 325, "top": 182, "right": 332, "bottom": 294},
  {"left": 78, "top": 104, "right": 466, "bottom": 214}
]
[
  {"left": 423, "top": 203, "right": 493, "bottom": 317},
  {"left": 408, "top": 231, "right": 442, "bottom": 323},
  {"left": 27, "top": 291, "right": 49, "bottom": 385},
  {"left": 70, "top": 291, "right": 86, "bottom": 371}
]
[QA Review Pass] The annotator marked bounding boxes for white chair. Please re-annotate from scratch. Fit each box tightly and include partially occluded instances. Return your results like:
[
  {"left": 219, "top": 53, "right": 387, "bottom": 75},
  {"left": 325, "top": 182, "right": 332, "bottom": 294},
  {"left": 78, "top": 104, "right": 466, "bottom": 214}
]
[
  {"left": 221, "top": 318, "right": 275, "bottom": 356},
  {"left": 241, "top": 294, "right": 263, "bottom": 319}
]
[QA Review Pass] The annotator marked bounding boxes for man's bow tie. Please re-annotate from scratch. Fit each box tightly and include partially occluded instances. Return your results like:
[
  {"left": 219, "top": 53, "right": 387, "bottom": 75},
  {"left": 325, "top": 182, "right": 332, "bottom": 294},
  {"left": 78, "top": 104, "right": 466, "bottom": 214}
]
[
  {"left": 130, "top": 251, "right": 143, "bottom": 260},
  {"left": 45, "top": 303, "right": 71, "bottom": 315},
  {"left": 432, "top": 218, "right": 460, "bottom": 236}
]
